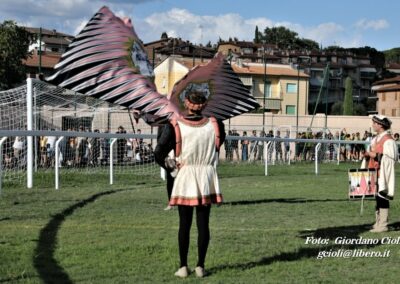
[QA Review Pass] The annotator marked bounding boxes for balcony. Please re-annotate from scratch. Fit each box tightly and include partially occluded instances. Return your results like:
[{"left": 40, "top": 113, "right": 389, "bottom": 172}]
[
  {"left": 256, "top": 97, "right": 281, "bottom": 110},
  {"left": 238, "top": 76, "right": 253, "bottom": 86}
]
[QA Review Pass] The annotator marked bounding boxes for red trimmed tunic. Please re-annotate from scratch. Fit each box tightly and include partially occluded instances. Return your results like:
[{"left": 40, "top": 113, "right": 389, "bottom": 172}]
[{"left": 169, "top": 117, "right": 222, "bottom": 206}]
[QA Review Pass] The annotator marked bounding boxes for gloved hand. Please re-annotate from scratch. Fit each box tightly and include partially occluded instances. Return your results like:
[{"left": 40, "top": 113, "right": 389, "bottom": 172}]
[{"left": 164, "top": 157, "right": 177, "bottom": 170}]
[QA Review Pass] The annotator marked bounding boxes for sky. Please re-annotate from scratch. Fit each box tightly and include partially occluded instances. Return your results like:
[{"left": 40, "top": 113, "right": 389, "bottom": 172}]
[{"left": 0, "top": 0, "right": 399, "bottom": 51}]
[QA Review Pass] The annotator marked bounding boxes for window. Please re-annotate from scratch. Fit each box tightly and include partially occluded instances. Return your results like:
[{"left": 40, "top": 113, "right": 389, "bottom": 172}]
[
  {"left": 392, "top": 109, "right": 397, "bottom": 116},
  {"left": 260, "top": 80, "right": 272, "bottom": 98},
  {"left": 265, "top": 81, "right": 272, "bottom": 98},
  {"left": 382, "top": 94, "right": 386, "bottom": 101},
  {"left": 286, "top": 105, "right": 296, "bottom": 115},
  {"left": 286, "top": 83, "right": 297, "bottom": 93},
  {"left": 382, "top": 109, "right": 386, "bottom": 115}
]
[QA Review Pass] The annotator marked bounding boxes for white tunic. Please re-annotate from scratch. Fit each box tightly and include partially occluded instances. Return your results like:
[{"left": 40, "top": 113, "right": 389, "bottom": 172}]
[
  {"left": 169, "top": 118, "right": 222, "bottom": 206},
  {"left": 372, "top": 131, "right": 397, "bottom": 198},
  {"left": 362, "top": 131, "right": 398, "bottom": 198}
]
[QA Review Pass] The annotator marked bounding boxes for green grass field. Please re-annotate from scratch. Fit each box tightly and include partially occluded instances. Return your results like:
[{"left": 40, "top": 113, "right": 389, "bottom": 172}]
[{"left": 1, "top": 162, "right": 400, "bottom": 283}]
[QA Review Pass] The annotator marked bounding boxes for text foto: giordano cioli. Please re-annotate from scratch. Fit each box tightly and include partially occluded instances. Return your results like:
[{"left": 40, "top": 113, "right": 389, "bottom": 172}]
[{"left": 305, "top": 236, "right": 400, "bottom": 245}]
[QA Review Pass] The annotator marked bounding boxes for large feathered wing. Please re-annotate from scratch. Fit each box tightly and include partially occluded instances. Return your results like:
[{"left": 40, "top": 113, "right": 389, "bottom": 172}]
[
  {"left": 46, "top": 6, "right": 258, "bottom": 124},
  {"left": 169, "top": 53, "right": 259, "bottom": 120},
  {"left": 46, "top": 6, "right": 178, "bottom": 124}
]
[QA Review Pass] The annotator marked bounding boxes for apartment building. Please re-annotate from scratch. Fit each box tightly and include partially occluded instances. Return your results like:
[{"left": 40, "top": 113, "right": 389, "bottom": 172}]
[
  {"left": 217, "top": 41, "right": 377, "bottom": 114},
  {"left": 22, "top": 27, "right": 74, "bottom": 76},
  {"left": 372, "top": 76, "right": 400, "bottom": 116}
]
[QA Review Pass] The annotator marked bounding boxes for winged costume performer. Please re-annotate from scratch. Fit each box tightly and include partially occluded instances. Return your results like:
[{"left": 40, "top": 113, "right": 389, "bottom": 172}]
[
  {"left": 47, "top": 6, "right": 260, "bottom": 277},
  {"left": 47, "top": 6, "right": 259, "bottom": 124}
]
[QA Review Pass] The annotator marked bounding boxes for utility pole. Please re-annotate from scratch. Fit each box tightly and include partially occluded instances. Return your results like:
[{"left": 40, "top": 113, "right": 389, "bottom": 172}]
[{"left": 262, "top": 41, "right": 267, "bottom": 134}]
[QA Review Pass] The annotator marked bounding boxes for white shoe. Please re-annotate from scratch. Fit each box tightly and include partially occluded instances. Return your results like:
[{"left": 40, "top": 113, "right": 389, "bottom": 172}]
[
  {"left": 174, "top": 266, "right": 189, "bottom": 278},
  {"left": 164, "top": 205, "right": 173, "bottom": 211},
  {"left": 195, "top": 266, "right": 205, "bottom": 278}
]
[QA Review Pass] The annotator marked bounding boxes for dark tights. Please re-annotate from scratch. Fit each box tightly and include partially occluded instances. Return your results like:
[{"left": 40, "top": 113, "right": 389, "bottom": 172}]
[
  {"left": 178, "top": 205, "right": 211, "bottom": 268},
  {"left": 166, "top": 172, "right": 174, "bottom": 200},
  {"left": 376, "top": 195, "right": 389, "bottom": 210}
]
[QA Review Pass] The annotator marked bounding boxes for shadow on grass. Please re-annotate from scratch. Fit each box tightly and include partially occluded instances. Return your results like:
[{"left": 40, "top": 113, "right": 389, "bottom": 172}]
[
  {"left": 33, "top": 189, "right": 127, "bottom": 284},
  {"left": 209, "top": 221, "right": 399, "bottom": 275},
  {"left": 223, "top": 198, "right": 347, "bottom": 206}
]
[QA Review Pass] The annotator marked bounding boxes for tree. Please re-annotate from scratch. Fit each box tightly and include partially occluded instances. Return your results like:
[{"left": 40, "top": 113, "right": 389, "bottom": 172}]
[
  {"left": 260, "top": 26, "right": 318, "bottom": 50},
  {"left": 262, "top": 26, "right": 297, "bottom": 49},
  {"left": 384, "top": 47, "right": 400, "bottom": 63},
  {"left": 343, "top": 77, "right": 354, "bottom": 115},
  {"left": 254, "top": 26, "right": 260, "bottom": 44},
  {"left": 0, "top": 20, "right": 34, "bottom": 90},
  {"left": 296, "top": 38, "right": 319, "bottom": 50}
]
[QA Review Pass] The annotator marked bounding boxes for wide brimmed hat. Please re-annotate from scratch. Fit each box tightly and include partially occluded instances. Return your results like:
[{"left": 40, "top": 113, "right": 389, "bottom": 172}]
[{"left": 372, "top": 115, "right": 392, "bottom": 129}]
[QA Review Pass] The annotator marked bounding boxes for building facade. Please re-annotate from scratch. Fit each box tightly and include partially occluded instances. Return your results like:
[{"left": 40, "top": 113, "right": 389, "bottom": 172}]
[
  {"left": 217, "top": 41, "right": 377, "bottom": 114},
  {"left": 232, "top": 62, "right": 309, "bottom": 115},
  {"left": 154, "top": 56, "right": 309, "bottom": 116},
  {"left": 372, "top": 76, "right": 400, "bottom": 116}
]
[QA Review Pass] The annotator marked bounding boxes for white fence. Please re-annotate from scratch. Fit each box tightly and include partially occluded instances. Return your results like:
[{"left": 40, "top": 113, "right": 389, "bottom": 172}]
[{"left": 1, "top": 129, "right": 378, "bottom": 193}]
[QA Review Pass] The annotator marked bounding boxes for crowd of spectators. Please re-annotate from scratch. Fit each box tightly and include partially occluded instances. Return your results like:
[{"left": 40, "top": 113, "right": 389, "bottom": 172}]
[
  {"left": 1, "top": 126, "right": 154, "bottom": 169},
  {"left": 3, "top": 127, "right": 400, "bottom": 168},
  {"left": 223, "top": 128, "right": 400, "bottom": 163}
]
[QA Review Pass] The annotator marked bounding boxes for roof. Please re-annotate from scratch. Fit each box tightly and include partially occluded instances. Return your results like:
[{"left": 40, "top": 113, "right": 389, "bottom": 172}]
[
  {"left": 218, "top": 41, "right": 278, "bottom": 50},
  {"left": 177, "top": 58, "right": 210, "bottom": 69},
  {"left": 237, "top": 53, "right": 280, "bottom": 60},
  {"left": 386, "top": 63, "right": 400, "bottom": 69},
  {"left": 375, "top": 84, "right": 400, "bottom": 92},
  {"left": 232, "top": 63, "right": 309, "bottom": 78},
  {"left": 154, "top": 55, "right": 210, "bottom": 71},
  {"left": 23, "top": 52, "right": 61, "bottom": 69},
  {"left": 372, "top": 75, "right": 400, "bottom": 86},
  {"left": 144, "top": 38, "right": 170, "bottom": 47},
  {"left": 23, "top": 27, "right": 74, "bottom": 38},
  {"left": 41, "top": 36, "right": 71, "bottom": 46}
]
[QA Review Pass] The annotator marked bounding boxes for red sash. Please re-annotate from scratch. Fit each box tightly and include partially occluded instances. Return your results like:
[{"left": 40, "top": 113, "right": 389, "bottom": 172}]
[{"left": 367, "top": 134, "right": 393, "bottom": 172}]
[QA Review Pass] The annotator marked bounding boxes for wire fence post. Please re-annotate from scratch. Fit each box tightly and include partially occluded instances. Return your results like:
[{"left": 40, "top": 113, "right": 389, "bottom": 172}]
[
  {"left": 264, "top": 141, "right": 272, "bottom": 176},
  {"left": 315, "top": 143, "right": 322, "bottom": 175},
  {"left": 0, "top": 136, "right": 7, "bottom": 195},
  {"left": 109, "top": 138, "right": 117, "bottom": 185},
  {"left": 26, "top": 77, "right": 33, "bottom": 189},
  {"left": 55, "top": 136, "right": 64, "bottom": 190}
]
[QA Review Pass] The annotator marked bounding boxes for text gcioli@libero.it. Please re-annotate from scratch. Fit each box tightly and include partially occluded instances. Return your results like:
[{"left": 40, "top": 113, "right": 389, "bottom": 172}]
[{"left": 305, "top": 236, "right": 397, "bottom": 259}]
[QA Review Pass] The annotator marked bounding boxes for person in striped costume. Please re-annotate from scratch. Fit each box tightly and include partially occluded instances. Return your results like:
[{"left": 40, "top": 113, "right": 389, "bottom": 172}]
[{"left": 363, "top": 115, "right": 397, "bottom": 233}]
